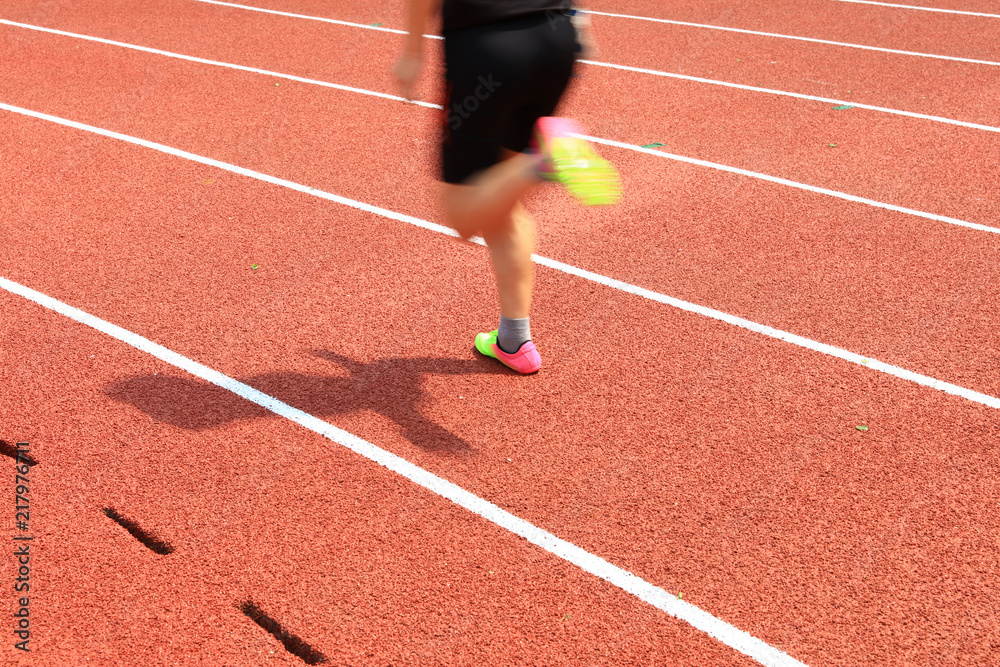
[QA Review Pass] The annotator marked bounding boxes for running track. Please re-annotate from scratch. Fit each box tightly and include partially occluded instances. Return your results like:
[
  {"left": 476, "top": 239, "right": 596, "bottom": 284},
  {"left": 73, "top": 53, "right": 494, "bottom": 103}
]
[{"left": 1, "top": 0, "right": 998, "bottom": 665}]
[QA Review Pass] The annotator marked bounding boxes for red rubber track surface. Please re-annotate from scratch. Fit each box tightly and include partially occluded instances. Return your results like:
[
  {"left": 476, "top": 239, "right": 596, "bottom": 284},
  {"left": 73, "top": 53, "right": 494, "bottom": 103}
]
[
  {"left": 2, "top": 0, "right": 1000, "bottom": 397},
  {"left": 5, "top": 112, "right": 999, "bottom": 665},
  {"left": 2, "top": 0, "right": 999, "bottom": 665},
  {"left": 5, "top": 0, "right": 1000, "bottom": 219}
]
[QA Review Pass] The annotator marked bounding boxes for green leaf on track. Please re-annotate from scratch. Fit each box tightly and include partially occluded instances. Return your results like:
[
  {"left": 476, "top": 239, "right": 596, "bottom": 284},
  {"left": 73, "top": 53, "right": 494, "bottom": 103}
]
[
  {"left": 641, "top": 142, "right": 666, "bottom": 148},
  {"left": 856, "top": 425, "right": 869, "bottom": 432},
  {"left": 370, "top": 22, "right": 383, "bottom": 26},
  {"left": 828, "top": 143, "right": 838, "bottom": 147},
  {"left": 275, "top": 83, "right": 280, "bottom": 87},
  {"left": 251, "top": 264, "right": 259, "bottom": 270},
  {"left": 832, "top": 105, "right": 854, "bottom": 110}
]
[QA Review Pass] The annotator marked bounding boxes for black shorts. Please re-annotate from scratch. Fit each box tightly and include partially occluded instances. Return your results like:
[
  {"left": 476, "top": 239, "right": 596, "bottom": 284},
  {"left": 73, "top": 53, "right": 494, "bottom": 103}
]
[{"left": 441, "top": 11, "right": 577, "bottom": 184}]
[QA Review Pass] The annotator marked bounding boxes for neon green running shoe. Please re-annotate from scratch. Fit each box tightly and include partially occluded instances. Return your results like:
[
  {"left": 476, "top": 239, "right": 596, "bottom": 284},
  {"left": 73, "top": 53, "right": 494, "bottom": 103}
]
[{"left": 532, "top": 116, "right": 622, "bottom": 206}]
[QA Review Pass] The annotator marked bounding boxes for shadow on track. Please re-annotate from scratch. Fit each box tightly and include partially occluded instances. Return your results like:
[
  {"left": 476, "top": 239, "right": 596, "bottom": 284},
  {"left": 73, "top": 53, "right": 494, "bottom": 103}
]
[{"left": 104, "top": 349, "right": 508, "bottom": 456}]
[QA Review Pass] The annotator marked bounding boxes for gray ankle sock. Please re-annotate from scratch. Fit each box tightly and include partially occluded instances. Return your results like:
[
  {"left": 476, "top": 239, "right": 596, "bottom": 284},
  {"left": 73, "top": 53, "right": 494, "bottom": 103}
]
[{"left": 497, "top": 316, "right": 531, "bottom": 354}]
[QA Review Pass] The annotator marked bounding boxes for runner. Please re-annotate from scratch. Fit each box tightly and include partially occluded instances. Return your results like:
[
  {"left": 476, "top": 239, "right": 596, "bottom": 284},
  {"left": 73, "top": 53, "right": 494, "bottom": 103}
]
[{"left": 395, "top": 0, "right": 621, "bottom": 374}]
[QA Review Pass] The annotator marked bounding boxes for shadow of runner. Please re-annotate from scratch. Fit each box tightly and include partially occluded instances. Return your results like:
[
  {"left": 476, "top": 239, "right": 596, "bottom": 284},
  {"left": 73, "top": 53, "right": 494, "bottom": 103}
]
[{"left": 105, "top": 350, "right": 507, "bottom": 456}]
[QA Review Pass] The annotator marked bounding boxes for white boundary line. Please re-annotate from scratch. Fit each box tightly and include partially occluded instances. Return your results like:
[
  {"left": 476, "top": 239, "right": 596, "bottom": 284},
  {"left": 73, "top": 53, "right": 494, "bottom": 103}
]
[
  {"left": 5, "top": 16, "right": 1000, "bottom": 137},
  {"left": 3, "top": 100, "right": 998, "bottom": 412},
  {"left": 583, "top": 9, "right": 1000, "bottom": 66},
  {"left": 195, "top": 0, "right": 1000, "bottom": 67},
  {"left": 574, "top": 57, "right": 1000, "bottom": 135},
  {"left": 827, "top": 0, "right": 1000, "bottom": 18},
  {"left": 4, "top": 17, "right": 997, "bottom": 237},
  {"left": 194, "top": 0, "right": 444, "bottom": 39},
  {"left": 575, "top": 134, "right": 1000, "bottom": 236},
  {"left": 110, "top": 2, "right": 1000, "bottom": 134},
  {"left": 0, "top": 19, "right": 444, "bottom": 110},
  {"left": 0, "top": 275, "right": 807, "bottom": 667}
]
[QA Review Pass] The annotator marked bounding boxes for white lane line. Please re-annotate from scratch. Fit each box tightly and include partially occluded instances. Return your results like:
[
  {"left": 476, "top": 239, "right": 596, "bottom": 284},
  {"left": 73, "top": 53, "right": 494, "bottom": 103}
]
[
  {"left": 533, "top": 251, "right": 1000, "bottom": 411},
  {"left": 184, "top": 2, "right": 1000, "bottom": 134},
  {"left": 5, "top": 18, "right": 996, "bottom": 236},
  {"left": 0, "top": 277, "right": 806, "bottom": 667},
  {"left": 193, "top": 0, "right": 1000, "bottom": 66},
  {"left": 194, "top": 0, "right": 444, "bottom": 39},
  {"left": 575, "top": 57, "right": 1000, "bottom": 135},
  {"left": 7, "top": 17, "right": 1000, "bottom": 137},
  {"left": 195, "top": 0, "right": 1000, "bottom": 64},
  {"left": 827, "top": 0, "right": 1000, "bottom": 18},
  {"left": 583, "top": 9, "right": 1000, "bottom": 66},
  {"left": 3, "top": 101, "right": 998, "bottom": 412},
  {"left": 0, "top": 19, "right": 442, "bottom": 110},
  {"left": 576, "top": 133, "right": 1000, "bottom": 236}
]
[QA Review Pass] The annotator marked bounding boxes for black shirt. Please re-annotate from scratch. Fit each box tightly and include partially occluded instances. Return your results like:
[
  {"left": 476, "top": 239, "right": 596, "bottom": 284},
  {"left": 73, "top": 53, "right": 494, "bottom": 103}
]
[{"left": 442, "top": 0, "right": 573, "bottom": 31}]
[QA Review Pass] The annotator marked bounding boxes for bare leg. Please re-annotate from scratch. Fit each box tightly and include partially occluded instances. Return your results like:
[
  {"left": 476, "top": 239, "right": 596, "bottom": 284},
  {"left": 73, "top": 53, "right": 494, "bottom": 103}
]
[
  {"left": 482, "top": 203, "right": 536, "bottom": 319},
  {"left": 442, "top": 150, "right": 540, "bottom": 320},
  {"left": 441, "top": 152, "right": 541, "bottom": 240}
]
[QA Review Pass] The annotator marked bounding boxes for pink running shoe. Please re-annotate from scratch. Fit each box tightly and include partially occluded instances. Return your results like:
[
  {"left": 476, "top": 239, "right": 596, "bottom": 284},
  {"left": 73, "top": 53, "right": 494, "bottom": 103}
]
[{"left": 474, "top": 330, "right": 541, "bottom": 374}]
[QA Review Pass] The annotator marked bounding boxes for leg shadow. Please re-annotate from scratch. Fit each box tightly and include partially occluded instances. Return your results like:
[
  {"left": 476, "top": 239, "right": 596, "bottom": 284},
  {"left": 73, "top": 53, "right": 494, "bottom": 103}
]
[{"left": 105, "top": 350, "right": 507, "bottom": 456}]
